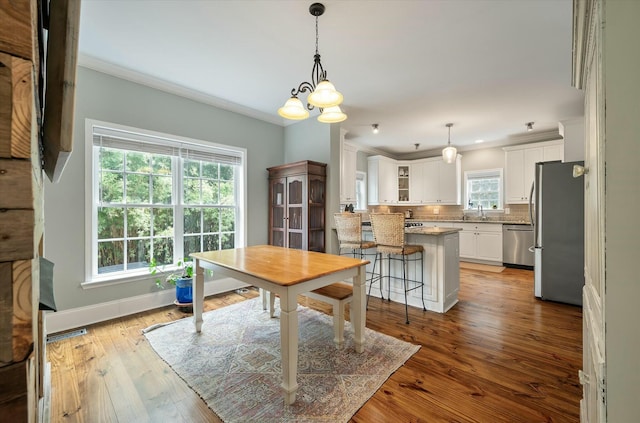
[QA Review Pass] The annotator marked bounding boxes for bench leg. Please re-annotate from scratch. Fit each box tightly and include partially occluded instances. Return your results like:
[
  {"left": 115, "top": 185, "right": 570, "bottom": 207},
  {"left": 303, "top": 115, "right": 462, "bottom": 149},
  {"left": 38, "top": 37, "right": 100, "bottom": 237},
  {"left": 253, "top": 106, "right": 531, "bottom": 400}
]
[{"left": 269, "top": 291, "right": 276, "bottom": 318}]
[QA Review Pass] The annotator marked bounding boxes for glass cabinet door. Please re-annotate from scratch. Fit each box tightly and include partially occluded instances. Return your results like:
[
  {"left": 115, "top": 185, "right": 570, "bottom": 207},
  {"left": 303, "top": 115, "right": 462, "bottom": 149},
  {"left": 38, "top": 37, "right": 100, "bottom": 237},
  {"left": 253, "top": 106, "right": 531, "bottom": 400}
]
[
  {"left": 269, "top": 178, "right": 285, "bottom": 247},
  {"left": 287, "top": 175, "right": 305, "bottom": 249}
]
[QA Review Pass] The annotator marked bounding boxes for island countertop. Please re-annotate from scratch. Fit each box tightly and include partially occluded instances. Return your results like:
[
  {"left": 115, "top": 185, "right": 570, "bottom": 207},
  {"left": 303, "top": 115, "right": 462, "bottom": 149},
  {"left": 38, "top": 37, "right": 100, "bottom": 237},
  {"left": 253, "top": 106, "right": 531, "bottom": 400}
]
[{"left": 362, "top": 226, "right": 461, "bottom": 236}]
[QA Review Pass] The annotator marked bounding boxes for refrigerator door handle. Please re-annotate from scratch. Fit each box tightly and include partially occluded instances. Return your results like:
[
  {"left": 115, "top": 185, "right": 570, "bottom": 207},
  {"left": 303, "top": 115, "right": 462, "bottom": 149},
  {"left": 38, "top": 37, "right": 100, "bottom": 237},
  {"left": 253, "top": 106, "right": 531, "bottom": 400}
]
[
  {"left": 528, "top": 182, "right": 535, "bottom": 226},
  {"left": 529, "top": 181, "right": 537, "bottom": 248}
]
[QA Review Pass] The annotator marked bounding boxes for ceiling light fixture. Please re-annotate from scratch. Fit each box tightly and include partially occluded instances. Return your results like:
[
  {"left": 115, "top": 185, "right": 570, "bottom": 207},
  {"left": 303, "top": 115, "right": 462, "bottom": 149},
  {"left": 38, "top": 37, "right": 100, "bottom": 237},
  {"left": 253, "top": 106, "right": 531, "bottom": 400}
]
[
  {"left": 526, "top": 122, "right": 534, "bottom": 131},
  {"left": 278, "top": 3, "right": 346, "bottom": 123},
  {"left": 372, "top": 124, "right": 379, "bottom": 134},
  {"left": 442, "top": 123, "right": 457, "bottom": 164},
  {"left": 414, "top": 143, "right": 420, "bottom": 150}
]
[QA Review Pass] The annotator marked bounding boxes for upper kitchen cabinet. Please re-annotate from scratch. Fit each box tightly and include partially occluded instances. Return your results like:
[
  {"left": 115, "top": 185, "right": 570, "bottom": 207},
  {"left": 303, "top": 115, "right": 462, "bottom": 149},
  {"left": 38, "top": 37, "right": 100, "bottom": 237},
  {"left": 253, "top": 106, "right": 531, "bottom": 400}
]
[
  {"left": 267, "top": 160, "right": 326, "bottom": 252},
  {"left": 368, "top": 155, "right": 396, "bottom": 205},
  {"left": 504, "top": 140, "right": 564, "bottom": 204},
  {"left": 397, "top": 163, "right": 411, "bottom": 203},
  {"left": 340, "top": 131, "right": 358, "bottom": 204},
  {"left": 412, "top": 155, "right": 462, "bottom": 205}
]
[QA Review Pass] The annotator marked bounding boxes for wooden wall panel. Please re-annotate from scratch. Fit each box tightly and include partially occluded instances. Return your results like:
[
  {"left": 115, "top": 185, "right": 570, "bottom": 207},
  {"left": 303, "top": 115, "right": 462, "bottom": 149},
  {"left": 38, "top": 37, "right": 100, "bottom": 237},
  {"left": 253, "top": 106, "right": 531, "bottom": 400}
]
[
  {"left": 0, "top": 159, "right": 33, "bottom": 209},
  {"left": 12, "top": 260, "right": 33, "bottom": 363},
  {"left": 0, "top": 53, "right": 32, "bottom": 159},
  {"left": 0, "top": 211, "right": 34, "bottom": 262},
  {"left": 0, "top": 0, "right": 34, "bottom": 60},
  {"left": 0, "top": 56, "right": 10, "bottom": 157},
  {"left": 43, "top": 0, "right": 81, "bottom": 182},
  {"left": 0, "top": 262, "right": 12, "bottom": 364},
  {"left": 0, "top": 360, "right": 28, "bottom": 418}
]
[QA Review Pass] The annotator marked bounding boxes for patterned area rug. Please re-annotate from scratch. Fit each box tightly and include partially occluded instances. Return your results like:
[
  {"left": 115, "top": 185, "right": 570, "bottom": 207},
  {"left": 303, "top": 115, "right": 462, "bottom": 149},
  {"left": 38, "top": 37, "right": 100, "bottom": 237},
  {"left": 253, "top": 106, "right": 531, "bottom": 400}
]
[{"left": 144, "top": 297, "right": 419, "bottom": 423}]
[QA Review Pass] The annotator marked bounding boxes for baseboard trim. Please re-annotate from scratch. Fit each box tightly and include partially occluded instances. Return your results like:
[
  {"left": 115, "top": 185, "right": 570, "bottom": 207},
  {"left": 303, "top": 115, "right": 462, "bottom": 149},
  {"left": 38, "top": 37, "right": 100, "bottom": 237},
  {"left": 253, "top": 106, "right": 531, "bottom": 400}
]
[{"left": 46, "top": 278, "right": 248, "bottom": 334}]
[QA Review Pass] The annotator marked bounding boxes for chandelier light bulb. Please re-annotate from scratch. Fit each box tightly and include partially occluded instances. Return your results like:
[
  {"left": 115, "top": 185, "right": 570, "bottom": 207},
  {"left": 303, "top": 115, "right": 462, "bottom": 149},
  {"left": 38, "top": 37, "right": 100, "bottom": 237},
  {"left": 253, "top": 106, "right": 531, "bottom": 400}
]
[
  {"left": 372, "top": 124, "right": 379, "bottom": 134},
  {"left": 317, "top": 105, "right": 347, "bottom": 123},
  {"left": 308, "top": 80, "right": 343, "bottom": 108},
  {"left": 526, "top": 122, "right": 534, "bottom": 131},
  {"left": 278, "top": 97, "right": 310, "bottom": 120}
]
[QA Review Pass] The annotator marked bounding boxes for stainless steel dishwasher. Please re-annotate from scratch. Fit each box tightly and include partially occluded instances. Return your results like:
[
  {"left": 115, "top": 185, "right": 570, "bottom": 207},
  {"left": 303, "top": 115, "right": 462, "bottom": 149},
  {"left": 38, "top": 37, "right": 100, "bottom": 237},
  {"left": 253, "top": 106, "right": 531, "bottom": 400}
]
[{"left": 502, "top": 224, "right": 534, "bottom": 268}]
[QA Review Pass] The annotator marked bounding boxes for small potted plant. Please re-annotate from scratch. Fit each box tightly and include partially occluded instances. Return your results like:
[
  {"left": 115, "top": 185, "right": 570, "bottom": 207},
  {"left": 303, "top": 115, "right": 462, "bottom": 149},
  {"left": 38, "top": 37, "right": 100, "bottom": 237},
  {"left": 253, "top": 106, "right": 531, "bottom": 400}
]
[{"left": 149, "top": 258, "right": 193, "bottom": 304}]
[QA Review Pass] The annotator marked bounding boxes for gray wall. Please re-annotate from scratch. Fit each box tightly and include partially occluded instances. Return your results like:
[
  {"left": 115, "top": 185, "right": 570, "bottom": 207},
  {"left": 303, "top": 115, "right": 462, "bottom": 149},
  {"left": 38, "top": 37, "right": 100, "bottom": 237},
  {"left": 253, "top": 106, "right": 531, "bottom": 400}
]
[
  {"left": 44, "top": 67, "right": 285, "bottom": 310},
  {"left": 283, "top": 119, "right": 341, "bottom": 254}
]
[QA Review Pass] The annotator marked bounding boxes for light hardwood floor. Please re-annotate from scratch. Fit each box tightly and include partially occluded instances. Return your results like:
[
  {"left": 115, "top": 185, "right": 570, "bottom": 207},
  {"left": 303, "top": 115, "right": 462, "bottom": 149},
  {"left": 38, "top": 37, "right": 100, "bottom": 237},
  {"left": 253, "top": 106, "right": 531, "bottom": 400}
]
[{"left": 48, "top": 267, "right": 582, "bottom": 422}]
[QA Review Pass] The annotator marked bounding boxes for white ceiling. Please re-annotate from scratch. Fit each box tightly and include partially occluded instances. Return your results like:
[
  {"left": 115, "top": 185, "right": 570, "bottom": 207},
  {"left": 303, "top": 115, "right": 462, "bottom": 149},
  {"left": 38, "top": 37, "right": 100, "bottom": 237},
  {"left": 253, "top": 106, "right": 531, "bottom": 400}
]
[{"left": 77, "top": 0, "right": 584, "bottom": 157}]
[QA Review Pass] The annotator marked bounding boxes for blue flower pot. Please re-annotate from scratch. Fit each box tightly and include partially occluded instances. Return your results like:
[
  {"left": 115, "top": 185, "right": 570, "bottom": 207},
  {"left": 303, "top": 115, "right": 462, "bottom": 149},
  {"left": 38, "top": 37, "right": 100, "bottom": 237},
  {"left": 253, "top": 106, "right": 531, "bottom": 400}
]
[{"left": 175, "top": 277, "right": 193, "bottom": 304}]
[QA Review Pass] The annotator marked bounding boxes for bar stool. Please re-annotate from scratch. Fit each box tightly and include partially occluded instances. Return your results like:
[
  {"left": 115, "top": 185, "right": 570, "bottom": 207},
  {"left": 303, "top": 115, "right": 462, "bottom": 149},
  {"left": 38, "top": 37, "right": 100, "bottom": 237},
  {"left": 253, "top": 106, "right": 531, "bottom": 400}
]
[
  {"left": 369, "top": 212, "right": 426, "bottom": 324},
  {"left": 333, "top": 213, "right": 383, "bottom": 306}
]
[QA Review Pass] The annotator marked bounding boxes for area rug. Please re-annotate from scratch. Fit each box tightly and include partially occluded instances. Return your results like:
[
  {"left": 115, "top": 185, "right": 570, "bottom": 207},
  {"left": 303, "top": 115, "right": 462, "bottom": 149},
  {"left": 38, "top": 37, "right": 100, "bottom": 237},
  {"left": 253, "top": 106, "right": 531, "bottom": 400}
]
[
  {"left": 144, "top": 298, "right": 419, "bottom": 423},
  {"left": 460, "top": 261, "right": 505, "bottom": 273}
]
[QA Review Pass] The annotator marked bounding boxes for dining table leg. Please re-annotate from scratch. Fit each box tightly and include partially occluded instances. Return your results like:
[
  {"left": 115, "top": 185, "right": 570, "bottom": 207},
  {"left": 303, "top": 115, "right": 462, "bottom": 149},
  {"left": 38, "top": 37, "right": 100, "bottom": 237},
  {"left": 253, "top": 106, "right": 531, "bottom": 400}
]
[
  {"left": 352, "top": 265, "right": 367, "bottom": 353},
  {"left": 279, "top": 290, "right": 299, "bottom": 405},
  {"left": 193, "top": 258, "right": 204, "bottom": 333}
]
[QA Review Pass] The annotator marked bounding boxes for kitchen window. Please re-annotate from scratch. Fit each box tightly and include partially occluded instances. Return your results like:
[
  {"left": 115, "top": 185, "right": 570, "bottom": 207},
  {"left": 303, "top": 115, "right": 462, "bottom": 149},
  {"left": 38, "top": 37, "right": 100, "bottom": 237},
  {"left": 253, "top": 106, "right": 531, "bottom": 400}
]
[
  {"left": 85, "top": 120, "right": 246, "bottom": 285},
  {"left": 355, "top": 171, "right": 367, "bottom": 211},
  {"left": 464, "top": 168, "right": 503, "bottom": 210}
]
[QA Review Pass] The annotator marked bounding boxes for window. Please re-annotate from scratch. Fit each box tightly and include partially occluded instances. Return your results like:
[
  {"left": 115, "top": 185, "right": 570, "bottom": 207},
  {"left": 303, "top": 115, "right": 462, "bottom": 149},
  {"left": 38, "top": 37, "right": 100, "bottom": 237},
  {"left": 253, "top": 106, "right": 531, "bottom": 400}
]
[
  {"left": 355, "top": 171, "right": 367, "bottom": 210},
  {"left": 86, "top": 120, "right": 246, "bottom": 284},
  {"left": 464, "top": 168, "right": 503, "bottom": 210}
]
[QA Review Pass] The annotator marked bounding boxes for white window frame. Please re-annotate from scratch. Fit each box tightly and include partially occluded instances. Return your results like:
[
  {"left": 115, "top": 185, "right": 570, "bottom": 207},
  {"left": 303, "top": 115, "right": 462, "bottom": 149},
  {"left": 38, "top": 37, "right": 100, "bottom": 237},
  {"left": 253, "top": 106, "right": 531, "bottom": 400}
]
[
  {"left": 83, "top": 119, "right": 247, "bottom": 287},
  {"left": 464, "top": 168, "right": 504, "bottom": 212}
]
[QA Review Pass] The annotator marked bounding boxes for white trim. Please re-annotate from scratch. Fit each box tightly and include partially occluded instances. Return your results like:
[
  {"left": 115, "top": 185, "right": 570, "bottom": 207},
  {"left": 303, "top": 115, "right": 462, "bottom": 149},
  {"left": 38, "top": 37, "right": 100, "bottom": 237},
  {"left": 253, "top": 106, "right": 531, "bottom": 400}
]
[
  {"left": 78, "top": 54, "right": 283, "bottom": 126},
  {"left": 46, "top": 278, "right": 249, "bottom": 334}
]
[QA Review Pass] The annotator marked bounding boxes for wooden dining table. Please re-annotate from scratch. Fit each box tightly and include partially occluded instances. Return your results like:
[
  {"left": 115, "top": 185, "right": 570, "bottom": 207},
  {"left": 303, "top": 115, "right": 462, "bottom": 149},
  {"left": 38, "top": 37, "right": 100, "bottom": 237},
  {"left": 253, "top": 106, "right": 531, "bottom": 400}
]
[{"left": 190, "top": 245, "right": 369, "bottom": 405}]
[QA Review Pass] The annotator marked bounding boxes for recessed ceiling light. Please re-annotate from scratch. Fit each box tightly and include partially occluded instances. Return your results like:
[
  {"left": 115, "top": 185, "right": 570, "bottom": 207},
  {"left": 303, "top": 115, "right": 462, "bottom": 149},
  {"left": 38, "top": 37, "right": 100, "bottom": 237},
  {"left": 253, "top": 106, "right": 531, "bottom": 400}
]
[{"left": 475, "top": 139, "right": 484, "bottom": 144}]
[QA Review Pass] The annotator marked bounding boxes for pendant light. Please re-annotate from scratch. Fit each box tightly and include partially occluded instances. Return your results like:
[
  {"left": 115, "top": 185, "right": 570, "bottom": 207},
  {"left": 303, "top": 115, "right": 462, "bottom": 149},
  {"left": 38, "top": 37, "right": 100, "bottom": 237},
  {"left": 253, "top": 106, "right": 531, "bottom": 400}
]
[
  {"left": 278, "top": 3, "right": 346, "bottom": 123},
  {"left": 442, "top": 123, "right": 457, "bottom": 163}
]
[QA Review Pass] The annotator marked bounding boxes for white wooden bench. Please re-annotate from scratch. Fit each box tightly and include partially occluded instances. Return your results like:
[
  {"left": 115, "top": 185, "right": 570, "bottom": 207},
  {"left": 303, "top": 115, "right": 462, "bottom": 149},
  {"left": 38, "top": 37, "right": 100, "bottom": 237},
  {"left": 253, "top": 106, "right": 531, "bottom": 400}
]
[{"left": 260, "top": 282, "right": 354, "bottom": 348}]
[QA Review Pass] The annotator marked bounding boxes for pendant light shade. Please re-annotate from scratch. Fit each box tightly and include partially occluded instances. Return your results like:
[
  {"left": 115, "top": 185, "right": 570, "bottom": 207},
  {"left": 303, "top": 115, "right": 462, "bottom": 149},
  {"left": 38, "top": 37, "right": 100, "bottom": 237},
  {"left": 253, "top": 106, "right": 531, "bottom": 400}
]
[
  {"left": 317, "top": 105, "right": 347, "bottom": 123},
  {"left": 278, "top": 97, "right": 310, "bottom": 120},
  {"left": 308, "top": 80, "right": 343, "bottom": 108},
  {"left": 442, "top": 123, "right": 457, "bottom": 164}
]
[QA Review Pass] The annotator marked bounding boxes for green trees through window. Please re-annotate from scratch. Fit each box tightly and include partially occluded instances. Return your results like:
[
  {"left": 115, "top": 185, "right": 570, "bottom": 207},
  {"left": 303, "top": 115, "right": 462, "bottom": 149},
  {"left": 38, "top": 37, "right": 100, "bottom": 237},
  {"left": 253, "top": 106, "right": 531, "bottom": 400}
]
[{"left": 96, "top": 147, "right": 237, "bottom": 275}]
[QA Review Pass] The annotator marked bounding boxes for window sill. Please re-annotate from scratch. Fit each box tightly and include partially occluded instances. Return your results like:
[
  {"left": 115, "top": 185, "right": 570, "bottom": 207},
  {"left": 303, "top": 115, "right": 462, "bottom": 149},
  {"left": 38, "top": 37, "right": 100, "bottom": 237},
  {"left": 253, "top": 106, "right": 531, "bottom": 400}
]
[{"left": 80, "top": 272, "right": 155, "bottom": 289}]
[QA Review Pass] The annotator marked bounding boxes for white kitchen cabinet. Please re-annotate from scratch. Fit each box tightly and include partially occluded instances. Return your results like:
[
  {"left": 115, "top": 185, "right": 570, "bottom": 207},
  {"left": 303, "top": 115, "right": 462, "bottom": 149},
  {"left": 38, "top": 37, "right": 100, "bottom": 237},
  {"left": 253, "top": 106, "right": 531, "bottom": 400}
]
[
  {"left": 412, "top": 155, "right": 461, "bottom": 205},
  {"left": 504, "top": 140, "right": 563, "bottom": 204},
  {"left": 340, "top": 138, "right": 358, "bottom": 203},
  {"left": 367, "top": 155, "right": 396, "bottom": 205},
  {"left": 455, "top": 222, "right": 503, "bottom": 264}
]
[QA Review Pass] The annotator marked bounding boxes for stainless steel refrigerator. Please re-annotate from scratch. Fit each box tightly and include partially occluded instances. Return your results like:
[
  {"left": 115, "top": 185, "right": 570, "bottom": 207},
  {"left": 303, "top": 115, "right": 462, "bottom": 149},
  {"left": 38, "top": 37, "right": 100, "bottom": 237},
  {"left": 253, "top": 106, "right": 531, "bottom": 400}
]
[{"left": 530, "top": 160, "right": 584, "bottom": 306}]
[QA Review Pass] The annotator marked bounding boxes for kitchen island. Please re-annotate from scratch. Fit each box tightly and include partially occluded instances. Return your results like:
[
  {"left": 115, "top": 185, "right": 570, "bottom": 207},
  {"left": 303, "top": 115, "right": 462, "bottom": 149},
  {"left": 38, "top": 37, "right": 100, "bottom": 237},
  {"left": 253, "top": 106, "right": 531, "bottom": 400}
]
[{"left": 363, "top": 226, "right": 461, "bottom": 313}]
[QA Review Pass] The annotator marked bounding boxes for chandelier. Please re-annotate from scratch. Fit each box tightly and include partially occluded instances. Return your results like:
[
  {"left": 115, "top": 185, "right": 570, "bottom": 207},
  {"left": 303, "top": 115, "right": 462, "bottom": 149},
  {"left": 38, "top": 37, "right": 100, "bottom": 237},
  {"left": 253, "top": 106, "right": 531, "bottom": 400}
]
[
  {"left": 442, "top": 123, "right": 457, "bottom": 163},
  {"left": 278, "top": 3, "right": 347, "bottom": 123}
]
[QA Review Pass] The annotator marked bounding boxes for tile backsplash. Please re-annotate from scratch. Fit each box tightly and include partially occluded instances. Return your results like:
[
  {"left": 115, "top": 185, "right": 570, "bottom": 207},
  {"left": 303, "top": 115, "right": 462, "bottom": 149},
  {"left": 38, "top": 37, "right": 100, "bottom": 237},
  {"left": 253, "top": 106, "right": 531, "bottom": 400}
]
[{"left": 362, "top": 204, "right": 531, "bottom": 223}]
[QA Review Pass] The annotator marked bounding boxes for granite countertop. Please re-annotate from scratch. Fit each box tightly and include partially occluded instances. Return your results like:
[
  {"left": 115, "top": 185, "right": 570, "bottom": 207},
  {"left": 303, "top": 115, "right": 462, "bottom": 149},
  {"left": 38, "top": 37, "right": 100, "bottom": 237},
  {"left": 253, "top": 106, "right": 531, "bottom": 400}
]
[
  {"left": 404, "top": 226, "right": 462, "bottom": 235},
  {"left": 406, "top": 218, "right": 531, "bottom": 225}
]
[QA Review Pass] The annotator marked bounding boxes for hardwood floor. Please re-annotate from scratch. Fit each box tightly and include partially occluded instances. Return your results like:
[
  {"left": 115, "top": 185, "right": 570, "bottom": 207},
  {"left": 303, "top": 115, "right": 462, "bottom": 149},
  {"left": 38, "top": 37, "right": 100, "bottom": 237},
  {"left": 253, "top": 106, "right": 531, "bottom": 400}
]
[{"left": 47, "top": 267, "right": 582, "bottom": 422}]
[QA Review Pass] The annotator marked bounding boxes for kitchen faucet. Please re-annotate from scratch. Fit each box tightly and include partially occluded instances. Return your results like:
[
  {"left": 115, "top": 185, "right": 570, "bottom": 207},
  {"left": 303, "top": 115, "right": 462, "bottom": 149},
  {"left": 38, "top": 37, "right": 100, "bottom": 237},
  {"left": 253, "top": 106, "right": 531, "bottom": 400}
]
[{"left": 478, "top": 205, "right": 486, "bottom": 220}]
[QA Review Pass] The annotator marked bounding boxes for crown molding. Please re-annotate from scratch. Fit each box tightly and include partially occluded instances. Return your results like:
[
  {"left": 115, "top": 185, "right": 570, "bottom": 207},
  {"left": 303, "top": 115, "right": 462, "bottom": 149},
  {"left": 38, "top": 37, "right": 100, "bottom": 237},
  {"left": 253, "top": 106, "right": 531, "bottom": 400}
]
[{"left": 78, "top": 54, "right": 283, "bottom": 126}]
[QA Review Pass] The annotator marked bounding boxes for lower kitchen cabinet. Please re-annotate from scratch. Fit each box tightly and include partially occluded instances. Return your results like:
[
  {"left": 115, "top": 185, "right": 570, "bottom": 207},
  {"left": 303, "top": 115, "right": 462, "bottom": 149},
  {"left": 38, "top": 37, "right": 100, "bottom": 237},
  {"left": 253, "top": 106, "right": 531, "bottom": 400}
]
[{"left": 455, "top": 223, "right": 503, "bottom": 264}]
